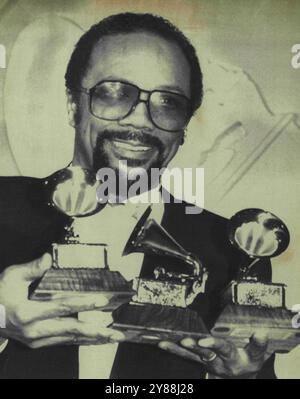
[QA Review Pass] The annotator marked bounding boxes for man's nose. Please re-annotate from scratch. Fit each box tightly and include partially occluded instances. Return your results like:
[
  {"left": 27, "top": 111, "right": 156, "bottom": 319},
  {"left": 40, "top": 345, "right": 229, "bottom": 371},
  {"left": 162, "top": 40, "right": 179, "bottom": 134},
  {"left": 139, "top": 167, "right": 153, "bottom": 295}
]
[{"left": 118, "top": 101, "right": 154, "bottom": 130}]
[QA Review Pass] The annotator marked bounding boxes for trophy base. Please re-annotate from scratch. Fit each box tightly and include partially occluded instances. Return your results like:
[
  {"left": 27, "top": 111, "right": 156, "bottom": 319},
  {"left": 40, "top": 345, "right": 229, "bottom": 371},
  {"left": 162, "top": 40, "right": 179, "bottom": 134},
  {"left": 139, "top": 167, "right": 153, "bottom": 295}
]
[
  {"left": 222, "top": 280, "right": 286, "bottom": 308},
  {"left": 111, "top": 303, "right": 209, "bottom": 344},
  {"left": 30, "top": 268, "right": 134, "bottom": 311},
  {"left": 211, "top": 304, "right": 300, "bottom": 353}
]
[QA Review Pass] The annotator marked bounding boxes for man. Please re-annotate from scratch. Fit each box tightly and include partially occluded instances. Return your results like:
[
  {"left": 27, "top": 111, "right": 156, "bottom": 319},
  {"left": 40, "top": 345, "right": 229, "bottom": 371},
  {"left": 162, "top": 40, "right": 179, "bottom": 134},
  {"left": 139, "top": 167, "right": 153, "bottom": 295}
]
[{"left": 0, "top": 13, "right": 275, "bottom": 379}]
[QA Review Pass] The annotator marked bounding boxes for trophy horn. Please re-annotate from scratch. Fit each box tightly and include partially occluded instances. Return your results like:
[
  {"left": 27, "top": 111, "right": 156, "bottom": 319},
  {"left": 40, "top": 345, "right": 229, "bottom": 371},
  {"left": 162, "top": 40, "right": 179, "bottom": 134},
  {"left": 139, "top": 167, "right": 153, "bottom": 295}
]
[
  {"left": 228, "top": 208, "right": 290, "bottom": 277},
  {"left": 123, "top": 208, "right": 202, "bottom": 276},
  {"left": 44, "top": 166, "right": 104, "bottom": 217}
]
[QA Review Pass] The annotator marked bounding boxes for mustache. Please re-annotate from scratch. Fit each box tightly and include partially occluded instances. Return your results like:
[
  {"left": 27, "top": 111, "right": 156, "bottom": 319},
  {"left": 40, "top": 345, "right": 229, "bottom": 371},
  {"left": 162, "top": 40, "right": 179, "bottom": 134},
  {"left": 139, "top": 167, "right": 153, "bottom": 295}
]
[
  {"left": 96, "top": 129, "right": 164, "bottom": 150},
  {"left": 92, "top": 129, "right": 165, "bottom": 172}
]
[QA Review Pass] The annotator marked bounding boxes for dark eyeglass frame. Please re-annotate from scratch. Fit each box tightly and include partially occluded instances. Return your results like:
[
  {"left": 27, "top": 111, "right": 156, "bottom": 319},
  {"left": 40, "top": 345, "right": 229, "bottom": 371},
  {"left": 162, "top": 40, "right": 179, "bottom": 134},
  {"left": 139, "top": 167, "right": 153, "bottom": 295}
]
[{"left": 71, "top": 80, "right": 193, "bottom": 133}]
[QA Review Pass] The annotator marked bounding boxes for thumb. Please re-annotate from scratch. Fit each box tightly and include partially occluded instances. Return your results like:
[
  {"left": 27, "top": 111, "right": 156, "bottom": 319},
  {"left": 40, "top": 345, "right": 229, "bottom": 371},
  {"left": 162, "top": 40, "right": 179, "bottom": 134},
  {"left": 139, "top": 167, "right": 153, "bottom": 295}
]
[
  {"left": 14, "top": 253, "right": 52, "bottom": 282},
  {"left": 245, "top": 330, "right": 269, "bottom": 361}
]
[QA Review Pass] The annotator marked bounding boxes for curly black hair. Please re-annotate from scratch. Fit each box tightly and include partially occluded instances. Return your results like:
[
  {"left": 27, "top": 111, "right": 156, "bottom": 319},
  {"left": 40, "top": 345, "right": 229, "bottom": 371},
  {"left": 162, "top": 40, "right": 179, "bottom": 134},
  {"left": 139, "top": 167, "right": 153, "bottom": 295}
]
[{"left": 65, "top": 12, "right": 203, "bottom": 112}]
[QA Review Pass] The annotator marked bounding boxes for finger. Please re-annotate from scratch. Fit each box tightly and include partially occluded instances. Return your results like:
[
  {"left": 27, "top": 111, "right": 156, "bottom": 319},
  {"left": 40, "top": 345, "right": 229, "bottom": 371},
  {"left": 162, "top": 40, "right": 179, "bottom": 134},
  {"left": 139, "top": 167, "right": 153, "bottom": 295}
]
[
  {"left": 158, "top": 341, "right": 203, "bottom": 364},
  {"left": 245, "top": 331, "right": 269, "bottom": 361},
  {"left": 181, "top": 337, "right": 216, "bottom": 361},
  {"left": 22, "top": 295, "right": 109, "bottom": 323},
  {"left": 78, "top": 310, "right": 113, "bottom": 327},
  {"left": 9, "top": 254, "right": 52, "bottom": 282},
  {"left": 28, "top": 336, "right": 75, "bottom": 348},
  {"left": 197, "top": 337, "right": 234, "bottom": 359},
  {"left": 23, "top": 317, "right": 125, "bottom": 341},
  {"left": 28, "top": 335, "right": 114, "bottom": 349}
]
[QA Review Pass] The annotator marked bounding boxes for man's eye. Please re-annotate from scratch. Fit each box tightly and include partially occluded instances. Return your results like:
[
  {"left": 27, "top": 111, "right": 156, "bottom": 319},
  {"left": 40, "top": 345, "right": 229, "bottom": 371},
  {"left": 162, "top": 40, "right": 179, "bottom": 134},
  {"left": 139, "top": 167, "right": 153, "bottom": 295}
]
[
  {"left": 159, "top": 95, "right": 178, "bottom": 108},
  {"left": 118, "top": 91, "right": 130, "bottom": 98}
]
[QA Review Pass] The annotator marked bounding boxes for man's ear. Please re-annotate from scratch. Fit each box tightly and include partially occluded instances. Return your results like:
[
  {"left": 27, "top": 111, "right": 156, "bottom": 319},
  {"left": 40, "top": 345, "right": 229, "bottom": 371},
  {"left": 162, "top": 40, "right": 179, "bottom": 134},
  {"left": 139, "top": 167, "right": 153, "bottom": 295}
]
[{"left": 66, "top": 89, "right": 78, "bottom": 127}]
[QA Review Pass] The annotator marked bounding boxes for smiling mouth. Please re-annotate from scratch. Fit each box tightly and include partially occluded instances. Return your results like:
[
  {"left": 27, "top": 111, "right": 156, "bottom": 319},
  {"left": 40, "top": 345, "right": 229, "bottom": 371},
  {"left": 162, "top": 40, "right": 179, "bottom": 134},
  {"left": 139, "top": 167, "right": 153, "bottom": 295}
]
[{"left": 112, "top": 138, "right": 153, "bottom": 153}]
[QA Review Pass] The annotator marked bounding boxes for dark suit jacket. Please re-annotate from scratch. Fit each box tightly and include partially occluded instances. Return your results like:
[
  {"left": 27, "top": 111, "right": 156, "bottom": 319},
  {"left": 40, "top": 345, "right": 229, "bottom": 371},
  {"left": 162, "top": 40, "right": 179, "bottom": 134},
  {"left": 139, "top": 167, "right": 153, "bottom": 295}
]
[{"left": 0, "top": 176, "right": 276, "bottom": 379}]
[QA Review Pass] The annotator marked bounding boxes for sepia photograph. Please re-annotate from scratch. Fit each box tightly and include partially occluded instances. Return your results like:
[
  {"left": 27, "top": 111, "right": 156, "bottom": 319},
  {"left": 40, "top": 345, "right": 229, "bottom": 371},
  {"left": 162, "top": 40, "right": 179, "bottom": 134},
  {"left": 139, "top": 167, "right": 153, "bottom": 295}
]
[{"left": 0, "top": 0, "right": 299, "bottom": 380}]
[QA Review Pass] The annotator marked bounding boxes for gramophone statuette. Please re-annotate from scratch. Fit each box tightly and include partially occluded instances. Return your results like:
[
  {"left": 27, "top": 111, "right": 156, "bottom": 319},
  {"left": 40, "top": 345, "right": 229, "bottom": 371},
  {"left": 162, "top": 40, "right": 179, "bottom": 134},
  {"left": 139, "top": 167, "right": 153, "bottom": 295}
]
[
  {"left": 111, "top": 212, "right": 209, "bottom": 344},
  {"left": 211, "top": 208, "right": 300, "bottom": 353},
  {"left": 123, "top": 210, "right": 208, "bottom": 308},
  {"left": 30, "top": 166, "right": 134, "bottom": 311}
]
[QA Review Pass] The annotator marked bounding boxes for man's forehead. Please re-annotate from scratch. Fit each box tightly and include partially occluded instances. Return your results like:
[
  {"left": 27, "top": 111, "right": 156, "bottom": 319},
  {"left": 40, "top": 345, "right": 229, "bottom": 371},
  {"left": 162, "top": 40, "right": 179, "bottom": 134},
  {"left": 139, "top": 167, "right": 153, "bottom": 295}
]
[{"left": 82, "top": 31, "right": 191, "bottom": 96}]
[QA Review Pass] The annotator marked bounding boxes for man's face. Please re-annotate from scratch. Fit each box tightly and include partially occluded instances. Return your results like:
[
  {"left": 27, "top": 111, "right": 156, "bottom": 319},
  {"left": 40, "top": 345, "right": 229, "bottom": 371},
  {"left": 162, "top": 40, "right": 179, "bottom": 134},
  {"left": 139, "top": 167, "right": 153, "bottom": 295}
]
[{"left": 69, "top": 31, "right": 191, "bottom": 179}]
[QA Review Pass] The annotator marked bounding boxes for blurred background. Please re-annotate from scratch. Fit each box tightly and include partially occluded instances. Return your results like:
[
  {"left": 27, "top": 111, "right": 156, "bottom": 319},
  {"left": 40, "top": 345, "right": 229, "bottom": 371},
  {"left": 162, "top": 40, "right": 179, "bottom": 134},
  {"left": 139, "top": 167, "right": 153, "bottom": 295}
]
[{"left": 0, "top": 0, "right": 299, "bottom": 378}]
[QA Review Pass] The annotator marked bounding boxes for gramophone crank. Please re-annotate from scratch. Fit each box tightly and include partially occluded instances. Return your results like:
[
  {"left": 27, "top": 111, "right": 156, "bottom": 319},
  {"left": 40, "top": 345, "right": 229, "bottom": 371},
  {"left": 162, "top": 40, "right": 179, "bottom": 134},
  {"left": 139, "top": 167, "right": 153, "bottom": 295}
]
[{"left": 30, "top": 166, "right": 300, "bottom": 352}]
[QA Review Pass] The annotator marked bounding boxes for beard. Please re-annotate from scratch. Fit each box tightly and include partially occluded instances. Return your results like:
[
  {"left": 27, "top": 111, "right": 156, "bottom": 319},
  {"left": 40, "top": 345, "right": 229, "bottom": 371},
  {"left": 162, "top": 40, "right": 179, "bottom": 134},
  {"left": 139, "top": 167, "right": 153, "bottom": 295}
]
[
  {"left": 92, "top": 129, "right": 165, "bottom": 198},
  {"left": 92, "top": 129, "right": 165, "bottom": 173}
]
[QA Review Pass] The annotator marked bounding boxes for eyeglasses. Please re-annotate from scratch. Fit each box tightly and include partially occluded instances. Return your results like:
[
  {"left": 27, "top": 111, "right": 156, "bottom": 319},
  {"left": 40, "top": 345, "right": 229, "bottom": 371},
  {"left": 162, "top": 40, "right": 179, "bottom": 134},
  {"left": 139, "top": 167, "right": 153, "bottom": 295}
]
[{"left": 74, "top": 80, "right": 192, "bottom": 132}]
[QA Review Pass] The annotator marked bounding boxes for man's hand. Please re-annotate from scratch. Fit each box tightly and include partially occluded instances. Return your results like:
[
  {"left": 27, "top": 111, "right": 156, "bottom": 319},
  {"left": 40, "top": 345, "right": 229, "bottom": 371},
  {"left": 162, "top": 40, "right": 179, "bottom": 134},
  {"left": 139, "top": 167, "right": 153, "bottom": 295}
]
[
  {"left": 0, "top": 254, "right": 124, "bottom": 349},
  {"left": 158, "top": 332, "right": 273, "bottom": 379}
]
